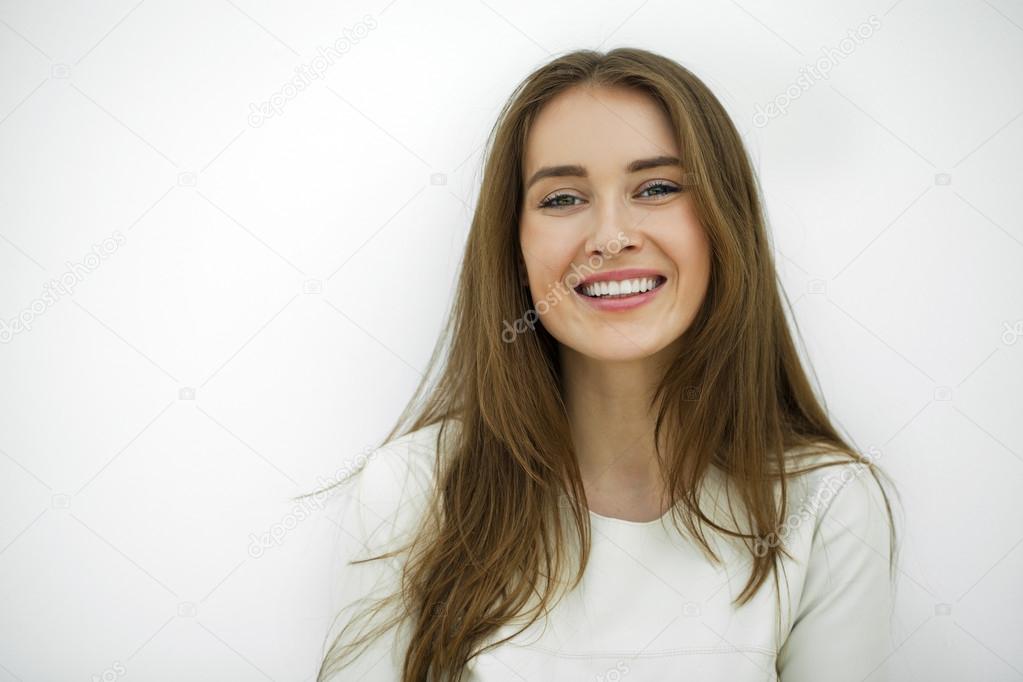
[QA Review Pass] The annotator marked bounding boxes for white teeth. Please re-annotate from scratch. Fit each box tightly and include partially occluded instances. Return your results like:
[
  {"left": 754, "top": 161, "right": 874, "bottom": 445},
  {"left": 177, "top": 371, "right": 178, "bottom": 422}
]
[{"left": 581, "top": 277, "right": 661, "bottom": 298}]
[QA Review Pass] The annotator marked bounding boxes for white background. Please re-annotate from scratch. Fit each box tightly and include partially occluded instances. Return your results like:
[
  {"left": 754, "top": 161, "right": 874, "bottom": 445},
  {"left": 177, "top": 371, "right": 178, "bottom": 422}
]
[{"left": 1, "top": 0, "right": 1022, "bottom": 680}]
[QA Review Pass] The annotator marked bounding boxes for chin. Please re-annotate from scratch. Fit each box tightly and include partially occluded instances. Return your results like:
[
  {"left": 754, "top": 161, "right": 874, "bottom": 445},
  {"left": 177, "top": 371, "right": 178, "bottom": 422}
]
[{"left": 562, "top": 333, "right": 677, "bottom": 363}]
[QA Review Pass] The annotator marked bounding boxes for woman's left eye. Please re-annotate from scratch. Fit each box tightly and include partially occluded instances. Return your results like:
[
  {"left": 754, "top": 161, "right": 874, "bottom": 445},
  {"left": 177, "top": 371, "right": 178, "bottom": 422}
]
[{"left": 637, "top": 181, "right": 681, "bottom": 198}]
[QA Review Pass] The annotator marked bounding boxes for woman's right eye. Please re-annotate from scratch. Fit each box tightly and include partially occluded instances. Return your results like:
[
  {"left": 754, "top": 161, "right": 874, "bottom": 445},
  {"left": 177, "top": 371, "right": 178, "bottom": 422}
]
[{"left": 538, "top": 193, "right": 584, "bottom": 209}]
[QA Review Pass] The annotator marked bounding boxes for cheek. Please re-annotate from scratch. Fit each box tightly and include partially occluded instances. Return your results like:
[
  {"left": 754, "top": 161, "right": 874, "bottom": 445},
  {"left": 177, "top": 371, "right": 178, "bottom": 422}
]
[
  {"left": 652, "top": 208, "right": 709, "bottom": 272},
  {"left": 519, "top": 220, "right": 579, "bottom": 285},
  {"left": 670, "top": 232, "right": 709, "bottom": 272}
]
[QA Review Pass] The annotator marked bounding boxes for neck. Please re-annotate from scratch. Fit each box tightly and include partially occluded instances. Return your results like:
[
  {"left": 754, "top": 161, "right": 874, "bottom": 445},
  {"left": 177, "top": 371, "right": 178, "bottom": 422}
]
[{"left": 559, "top": 343, "right": 673, "bottom": 501}]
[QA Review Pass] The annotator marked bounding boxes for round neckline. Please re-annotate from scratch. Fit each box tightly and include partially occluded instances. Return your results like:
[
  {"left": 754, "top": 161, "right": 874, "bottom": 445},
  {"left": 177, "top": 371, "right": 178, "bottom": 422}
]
[{"left": 587, "top": 506, "right": 674, "bottom": 527}]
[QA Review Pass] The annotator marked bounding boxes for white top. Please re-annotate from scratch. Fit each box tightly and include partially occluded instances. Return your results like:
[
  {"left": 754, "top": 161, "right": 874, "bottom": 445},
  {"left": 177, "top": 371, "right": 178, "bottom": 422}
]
[{"left": 321, "top": 421, "right": 896, "bottom": 681}]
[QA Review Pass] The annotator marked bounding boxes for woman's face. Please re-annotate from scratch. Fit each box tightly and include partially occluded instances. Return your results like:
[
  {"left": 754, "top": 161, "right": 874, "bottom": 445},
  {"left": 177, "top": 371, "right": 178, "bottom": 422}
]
[{"left": 518, "top": 84, "right": 712, "bottom": 362}]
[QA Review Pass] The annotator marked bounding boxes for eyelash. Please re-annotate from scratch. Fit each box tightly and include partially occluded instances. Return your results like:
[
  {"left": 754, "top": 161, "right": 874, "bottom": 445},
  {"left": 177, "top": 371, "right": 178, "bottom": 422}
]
[{"left": 537, "top": 181, "right": 682, "bottom": 209}]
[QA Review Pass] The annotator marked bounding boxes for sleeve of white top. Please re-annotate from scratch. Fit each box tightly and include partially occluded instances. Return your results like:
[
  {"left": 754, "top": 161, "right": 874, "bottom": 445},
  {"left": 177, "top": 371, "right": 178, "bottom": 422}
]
[
  {"left": 320, "top": 440, "right": 432, "bottom": 682},
  {"left": 776, "top": 464, "right": 897, "bottom": 682}
]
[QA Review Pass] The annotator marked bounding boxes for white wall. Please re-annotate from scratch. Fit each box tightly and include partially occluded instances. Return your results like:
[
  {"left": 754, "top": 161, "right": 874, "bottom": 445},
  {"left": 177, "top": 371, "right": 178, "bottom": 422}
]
[{"left": 1, "top": 0, "right": 1021, "bottom": 679}]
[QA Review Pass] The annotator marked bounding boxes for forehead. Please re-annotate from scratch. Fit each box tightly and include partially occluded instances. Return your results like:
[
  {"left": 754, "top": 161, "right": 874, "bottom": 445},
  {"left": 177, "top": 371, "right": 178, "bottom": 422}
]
[{"left": 523, "top": 85, "right": 680, "bottom": 177}]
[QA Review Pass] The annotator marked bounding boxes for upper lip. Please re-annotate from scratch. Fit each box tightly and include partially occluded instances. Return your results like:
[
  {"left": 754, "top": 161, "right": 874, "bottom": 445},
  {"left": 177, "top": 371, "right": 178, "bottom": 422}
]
[{"left": 575, "top": 268, "right": 666, "bottom": 288}]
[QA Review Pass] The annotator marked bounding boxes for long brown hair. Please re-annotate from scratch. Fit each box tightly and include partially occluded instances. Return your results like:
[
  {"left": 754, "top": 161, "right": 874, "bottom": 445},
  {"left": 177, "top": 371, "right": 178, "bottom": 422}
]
[{"left": 310, "top": 46, "right": 899, "bottom": 682}]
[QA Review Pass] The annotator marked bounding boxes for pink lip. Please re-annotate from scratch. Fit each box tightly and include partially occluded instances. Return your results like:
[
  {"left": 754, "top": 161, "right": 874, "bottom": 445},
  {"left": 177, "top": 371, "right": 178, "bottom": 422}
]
[{"left": 572, "top": 270, "right": 667, "bottom": 312}]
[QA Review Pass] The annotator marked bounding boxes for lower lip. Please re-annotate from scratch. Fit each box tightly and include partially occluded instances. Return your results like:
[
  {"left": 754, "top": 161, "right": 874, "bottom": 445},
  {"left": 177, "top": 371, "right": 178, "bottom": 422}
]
[{"left": 573, "top": 279, "right": 666, "bottom": 311}]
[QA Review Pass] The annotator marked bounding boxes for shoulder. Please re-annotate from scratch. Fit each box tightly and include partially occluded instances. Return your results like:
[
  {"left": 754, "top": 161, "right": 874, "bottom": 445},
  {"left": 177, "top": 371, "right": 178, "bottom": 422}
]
[
  {"left": 359, "top": 422, "right": 445, "bottom": 500},
  {"left": 704, "top": 444, "right": 896, "bottom": 558},
  {"left": 782, "top": 445, "right": 895, "bottom": 537},
  {"left": 342, "top": 420, "right": 452, "bottom": 555},
  {"left": 318, "top": 423, "right": 454, "bottom": 674},
  {"left": 775, "top": 446, "right": 899, "bottom": 680},
  {"left": 777, "top": 444, "right": 898, "bottom": 612}
]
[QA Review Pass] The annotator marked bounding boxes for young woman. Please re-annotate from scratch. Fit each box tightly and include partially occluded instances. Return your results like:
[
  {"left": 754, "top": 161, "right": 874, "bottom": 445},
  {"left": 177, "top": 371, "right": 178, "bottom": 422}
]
[{"left": 314, "top": 47, "right": 899, "bottom": 682}]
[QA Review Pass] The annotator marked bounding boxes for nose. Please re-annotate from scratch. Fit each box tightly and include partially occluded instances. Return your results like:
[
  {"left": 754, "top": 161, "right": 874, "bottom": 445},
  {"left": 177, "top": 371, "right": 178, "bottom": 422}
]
[{"left": 584, "top": 198, "right": 644, "bottom": 260}]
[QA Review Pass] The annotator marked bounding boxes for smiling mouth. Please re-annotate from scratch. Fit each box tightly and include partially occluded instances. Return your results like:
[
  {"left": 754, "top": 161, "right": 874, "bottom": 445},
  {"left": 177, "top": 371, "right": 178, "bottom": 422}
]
[{"left": 575, "top": 275, "right": 667, "bottom": 299}]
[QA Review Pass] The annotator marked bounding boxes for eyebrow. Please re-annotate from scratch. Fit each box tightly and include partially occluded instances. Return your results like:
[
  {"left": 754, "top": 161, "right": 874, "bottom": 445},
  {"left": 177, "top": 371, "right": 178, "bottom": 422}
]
[{"left": 524, "top": 155, "right": 682, "bottom": 190}]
